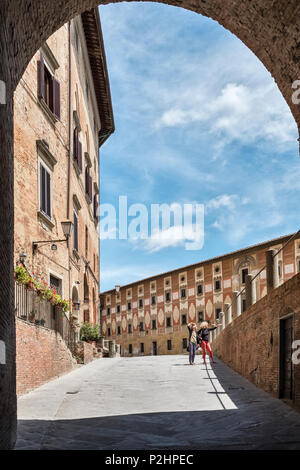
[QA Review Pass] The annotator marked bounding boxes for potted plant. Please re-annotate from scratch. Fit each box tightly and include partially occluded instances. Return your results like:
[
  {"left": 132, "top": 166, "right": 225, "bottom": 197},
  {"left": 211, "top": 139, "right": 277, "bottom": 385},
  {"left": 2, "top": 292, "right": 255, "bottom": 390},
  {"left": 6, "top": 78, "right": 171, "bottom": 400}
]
[{"left": 28, "top": 310, "right": 36, "bottom": 323}]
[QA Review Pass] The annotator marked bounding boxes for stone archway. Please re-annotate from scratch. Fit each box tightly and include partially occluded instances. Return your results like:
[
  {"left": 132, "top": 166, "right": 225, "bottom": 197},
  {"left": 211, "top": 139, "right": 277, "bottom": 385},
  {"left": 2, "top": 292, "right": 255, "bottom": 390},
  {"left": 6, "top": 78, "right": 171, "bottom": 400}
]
[{"left": 0, "top": 0, "right": 299, "bottom": 450}]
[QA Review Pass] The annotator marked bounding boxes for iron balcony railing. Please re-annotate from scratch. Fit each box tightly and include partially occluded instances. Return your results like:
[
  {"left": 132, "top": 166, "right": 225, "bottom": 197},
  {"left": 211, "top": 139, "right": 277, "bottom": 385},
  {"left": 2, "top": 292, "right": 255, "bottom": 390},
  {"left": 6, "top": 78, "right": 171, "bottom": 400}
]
[{"left": 15, "top": 281, "right": 76, "bottom": 355}]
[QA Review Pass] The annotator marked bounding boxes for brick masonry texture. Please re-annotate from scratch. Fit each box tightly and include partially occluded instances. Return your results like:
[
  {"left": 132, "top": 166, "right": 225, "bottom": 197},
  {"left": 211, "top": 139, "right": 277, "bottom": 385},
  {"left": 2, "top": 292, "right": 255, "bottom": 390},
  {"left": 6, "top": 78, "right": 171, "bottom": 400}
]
[
  {"left": 16, "top": 318, "right": 75, "bottom": 396},
  {"left": 0, "top": 0, "right": 300, "bottom": 450},
  {"left": 212, "top": 272, "right": 300, "bottom": 410},
  {"left": 75, "top": 340, "right": 94, "bottom": 364}
]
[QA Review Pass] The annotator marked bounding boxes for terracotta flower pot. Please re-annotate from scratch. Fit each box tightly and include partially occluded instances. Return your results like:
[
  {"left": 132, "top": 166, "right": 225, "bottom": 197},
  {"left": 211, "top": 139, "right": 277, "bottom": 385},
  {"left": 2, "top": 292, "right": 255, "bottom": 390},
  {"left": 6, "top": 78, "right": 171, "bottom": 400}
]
[{"left": 26, "top": 281, "right": 35, "bottom": 290}]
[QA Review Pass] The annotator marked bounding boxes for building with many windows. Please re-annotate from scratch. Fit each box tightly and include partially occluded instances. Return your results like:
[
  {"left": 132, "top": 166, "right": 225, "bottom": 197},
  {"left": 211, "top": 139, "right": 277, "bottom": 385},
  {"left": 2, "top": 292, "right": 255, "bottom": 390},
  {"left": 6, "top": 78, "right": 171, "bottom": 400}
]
[
  {"left": 100, "top": 233, "right": 300, "bottom": 357},
  {"left": 14, "top": 8, "right": 114, "bottom": 329}
]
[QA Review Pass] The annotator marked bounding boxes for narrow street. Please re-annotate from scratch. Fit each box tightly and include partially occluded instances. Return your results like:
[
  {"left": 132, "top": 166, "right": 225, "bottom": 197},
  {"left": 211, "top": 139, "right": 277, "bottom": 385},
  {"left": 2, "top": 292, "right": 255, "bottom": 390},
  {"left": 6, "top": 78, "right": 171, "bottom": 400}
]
[{"left": 16, "top": 355, "right": 300, "bottom": 450}]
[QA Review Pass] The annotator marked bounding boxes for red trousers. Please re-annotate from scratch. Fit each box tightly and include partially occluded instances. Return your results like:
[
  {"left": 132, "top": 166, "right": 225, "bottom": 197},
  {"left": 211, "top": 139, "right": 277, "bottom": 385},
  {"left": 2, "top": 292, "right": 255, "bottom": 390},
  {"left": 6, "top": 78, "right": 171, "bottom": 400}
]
[{"left": 201, "top": 340, "right": 213, "bottom": 359}]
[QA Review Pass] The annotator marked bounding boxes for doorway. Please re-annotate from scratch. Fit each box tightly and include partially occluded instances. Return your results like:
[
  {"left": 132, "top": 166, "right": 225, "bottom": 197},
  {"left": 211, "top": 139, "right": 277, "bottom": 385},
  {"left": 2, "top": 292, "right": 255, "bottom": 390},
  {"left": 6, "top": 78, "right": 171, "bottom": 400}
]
[{"left": 152, "top": 341, "right": 157, "bottom": 356}]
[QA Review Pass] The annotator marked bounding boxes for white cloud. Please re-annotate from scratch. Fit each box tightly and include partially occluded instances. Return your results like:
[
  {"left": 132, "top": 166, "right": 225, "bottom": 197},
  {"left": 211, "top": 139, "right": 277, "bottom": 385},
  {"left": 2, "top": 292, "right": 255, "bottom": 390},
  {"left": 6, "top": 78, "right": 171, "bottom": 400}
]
[
  {"left": 159, "top": 81, "right": 297, "bottom": 150},
  {"left": 140, "top": 223, "right": 204, "bottom": 252},
  {"left": 206, "top": 194, "right": 238, "bottom": 211}
]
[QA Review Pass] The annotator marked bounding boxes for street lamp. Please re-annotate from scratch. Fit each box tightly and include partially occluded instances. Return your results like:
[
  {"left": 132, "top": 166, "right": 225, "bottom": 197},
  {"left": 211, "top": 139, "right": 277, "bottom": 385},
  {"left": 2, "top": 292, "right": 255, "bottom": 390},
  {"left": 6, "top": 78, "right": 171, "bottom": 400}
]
[{"left": 61, "top": 220, "right": 73, "bottom": 239}]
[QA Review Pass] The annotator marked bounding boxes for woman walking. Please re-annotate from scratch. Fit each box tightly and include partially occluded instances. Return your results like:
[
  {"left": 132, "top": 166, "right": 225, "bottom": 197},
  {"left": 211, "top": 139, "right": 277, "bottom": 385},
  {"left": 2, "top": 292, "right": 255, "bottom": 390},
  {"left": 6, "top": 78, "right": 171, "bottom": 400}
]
[
  {"left": 187, "top": 322, "right": 200, "bottom": 365},
  {"left": 198, "top": 321, "right": 221, "bottom": 364}
]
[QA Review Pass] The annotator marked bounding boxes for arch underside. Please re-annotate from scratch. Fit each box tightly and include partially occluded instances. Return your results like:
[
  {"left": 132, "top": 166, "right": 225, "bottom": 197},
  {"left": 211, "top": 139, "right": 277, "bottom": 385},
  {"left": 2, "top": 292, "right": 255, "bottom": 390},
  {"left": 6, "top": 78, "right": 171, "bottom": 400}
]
[
  {"left": 0, "top": 0, "right": 299, "bottom": 450},
  {"left": 3, "top": 0, "right": 300, "bottom": 134}
]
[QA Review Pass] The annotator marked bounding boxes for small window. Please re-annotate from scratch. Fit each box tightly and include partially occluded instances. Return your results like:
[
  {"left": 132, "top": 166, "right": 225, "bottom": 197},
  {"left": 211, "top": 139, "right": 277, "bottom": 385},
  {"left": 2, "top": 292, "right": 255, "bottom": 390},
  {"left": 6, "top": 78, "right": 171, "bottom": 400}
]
[
  {"left": 73, "top": 210, "right": 78, "bottom": 253},
  {"left": 215, "top": 280, "right": 221, "bottom": 291},
  {"left": 242, "top": 299, "right": 246, "bottom": 313},
  {"left": 128, "top": 302, "right": 131, "bottom": 311},
  {"left": 181, "top": 276, "right": 185, "bottom": 282},
  {"left": 166, "top": 317, "right": 172, "bottom": 328},
  {"left": 85, "top": 166, "right": 92, "bottom": 202},
  {"left": 167, "top": 340, "right": 172, "bottom": 351},
  {"left": 278, "top": 262, "right": 282, "bottom": 278},
  {"left": 139, "top": 298, "right": 143, "bottom": 309},
  {"left": 83, "top": 310, "right": 90, "bottom": 323},
  {"left": 241, "top": 268, "right": 248, "bottom": 284},
  {"left": 128, "top": 324, "right": 132, "bottom": 334},
  {"left": 93, "top": 194, "right": 98, "bottom": 221},
  {"left": 73, "top": 127, "right": 82, "bottom": 172},
  {"left": 197, "top": 284, "right": 203, "bottom": 295},
  {"left": 152, "top": 319, "right": 156, "bottom": 330},
  {"left": 151, "top": 295, "right": 156, "bottom": 305},
  {"left": 182, "top": 338, "right": 187, "bottom": 349},
  {"left": 181, "top": 314, "right": 187, "bottom": 325},
  {"left": 50, "top": 275, "right": 62, "bottom": 295},
  {"left": 198, "top": 311, "right": 204, "bottom": 322},
  {"left": 74, "top": 29, "right": 79, "bottom": 52},
  {"left": 117, "top": 326, "right": 121, "bottom": 335},
  {"left": 140, "top": 343, "right": 144, "bottom": 353},
  {"left": 38, "top": 54, "right": 60, "bottom": 119},
  {"left": 139, "top": 322, "right": 144, "bottom": 332},
  {"left": 107, "top": 307, "right": 110, "bottom": 316},
  {"left": 165, "top": 292, "right": 171, "bottom": 302},
  {"left": 85, "top": 226, "right": 88, "bottom": 259},
  {"left": 40, "top": 162, "right": 51, "bottom": 219},
  {"left": 117, "top": 305, "right": 120, "bottom": 313},
  {"left": 129, "top": 344, "right": 132, "bottom": 354},
  {"left": 181, "top": 288, "right": 186, "bottom": 299},
  {"left": 107, "top": 327, "right": 111, "bottom": 337},
  {"left": 215, "top": 308, "right": 222, "bottom": 320},
  {"left": 297, "top": 259, "right": 300, "bottom": 273}
]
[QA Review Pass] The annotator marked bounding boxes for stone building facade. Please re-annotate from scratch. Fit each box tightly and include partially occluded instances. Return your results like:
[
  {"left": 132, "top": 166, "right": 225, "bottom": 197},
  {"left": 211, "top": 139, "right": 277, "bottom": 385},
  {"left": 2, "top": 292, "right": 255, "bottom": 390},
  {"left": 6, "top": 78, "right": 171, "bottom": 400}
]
[
  {"left": 14, "top": 9, "right": 114, "bottom": 328},
  {"left": 100, "top": 233, "right": 300, "bottom": 357}
]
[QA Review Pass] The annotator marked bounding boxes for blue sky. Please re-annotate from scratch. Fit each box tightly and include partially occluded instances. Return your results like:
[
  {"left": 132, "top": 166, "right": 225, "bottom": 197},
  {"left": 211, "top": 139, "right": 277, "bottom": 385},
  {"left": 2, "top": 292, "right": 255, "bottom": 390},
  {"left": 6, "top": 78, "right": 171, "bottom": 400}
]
[{"left": 98, "top": 2, "right": 299, "bottom": 292}]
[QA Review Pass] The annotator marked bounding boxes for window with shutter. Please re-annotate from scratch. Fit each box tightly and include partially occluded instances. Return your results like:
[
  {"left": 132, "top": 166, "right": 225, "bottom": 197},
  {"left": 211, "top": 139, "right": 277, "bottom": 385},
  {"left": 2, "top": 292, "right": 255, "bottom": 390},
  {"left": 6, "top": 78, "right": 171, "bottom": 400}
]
[
  {"left": 73, "top": 127, "right": 78, "bottom": 161},
  {"left": 73, "top": 210, "right": 78, "bottom": 253},
  {"left": 53, "top": 77, "right": 60, "bottom": 120},
  {"left": 37, "top": 56, "right": 46, "bottom": 101},
  {"left": 39, "top": 163, "right": 51, "bottom": 219},
  {"left": 93, "top": 194, "right": 98, "bottom": 220},
  {"left": 78, "top": 141, "right": 82, "bottom": 173},
  {"left": 88, "top": 175, "right": 93, "bottom": 202},
  {"left": 37, "top": 52, "right": 60, "bottom": 121},
  {"left": 85, "top": 166, "right": 89, "bottom": 195}
]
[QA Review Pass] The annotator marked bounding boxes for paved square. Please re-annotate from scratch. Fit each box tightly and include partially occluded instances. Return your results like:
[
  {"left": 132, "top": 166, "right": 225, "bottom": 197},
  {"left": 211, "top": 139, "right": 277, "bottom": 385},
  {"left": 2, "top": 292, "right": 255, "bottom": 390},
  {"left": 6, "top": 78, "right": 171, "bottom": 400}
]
[{"left": 15, "top": 355, "right": 300, "bottom": 450}]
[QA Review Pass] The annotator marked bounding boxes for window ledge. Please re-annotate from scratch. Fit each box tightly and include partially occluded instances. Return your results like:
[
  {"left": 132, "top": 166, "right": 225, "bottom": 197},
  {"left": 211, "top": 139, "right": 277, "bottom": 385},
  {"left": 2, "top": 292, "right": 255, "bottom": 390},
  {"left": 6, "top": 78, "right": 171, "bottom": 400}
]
[
  {"left": 85, "top": 193, "right": 92, "bottom": 205},
  {"left": 73, "top": 160, "right": 82, "bottom": 178},
  {"left": 37, "top": 210, "right": 54, "bottom": 229},
  {"left": 73, "top": 248, "right": 80, "bottom": 260},
  {"left": 39, "top": 98, "right": 58, "bottom": 126},
  {"left": 36, "top": 140, "right": 57, "bottom": 169}
]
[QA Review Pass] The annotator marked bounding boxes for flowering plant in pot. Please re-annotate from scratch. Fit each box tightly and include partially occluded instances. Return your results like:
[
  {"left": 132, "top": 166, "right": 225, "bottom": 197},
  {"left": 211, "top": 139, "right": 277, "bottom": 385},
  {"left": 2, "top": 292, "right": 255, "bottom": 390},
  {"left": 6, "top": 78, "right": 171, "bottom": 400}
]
[{"left": 15, "top": 262, "right": 31, "bottom": 285}]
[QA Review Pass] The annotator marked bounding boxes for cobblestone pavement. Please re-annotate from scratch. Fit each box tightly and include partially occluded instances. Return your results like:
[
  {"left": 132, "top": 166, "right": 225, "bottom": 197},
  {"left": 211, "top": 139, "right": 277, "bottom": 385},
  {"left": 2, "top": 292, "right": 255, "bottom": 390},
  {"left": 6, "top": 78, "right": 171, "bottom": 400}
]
[{"left": 15, "top": 355, "right": 300, "bottom": 450}]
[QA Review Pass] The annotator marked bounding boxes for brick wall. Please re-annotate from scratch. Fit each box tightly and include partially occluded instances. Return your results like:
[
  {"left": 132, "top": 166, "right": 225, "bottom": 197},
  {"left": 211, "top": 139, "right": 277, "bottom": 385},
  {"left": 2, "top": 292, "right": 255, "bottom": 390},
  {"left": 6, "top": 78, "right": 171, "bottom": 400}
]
[
  {"left": 212, "top": 272, "right": 300, "bottom": 410},
  {"left": 16, "top": 318, "right": 75, "bottom": 396},
  {"left": 75, "top": 340, "right": 94, "bottom": 364}
]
